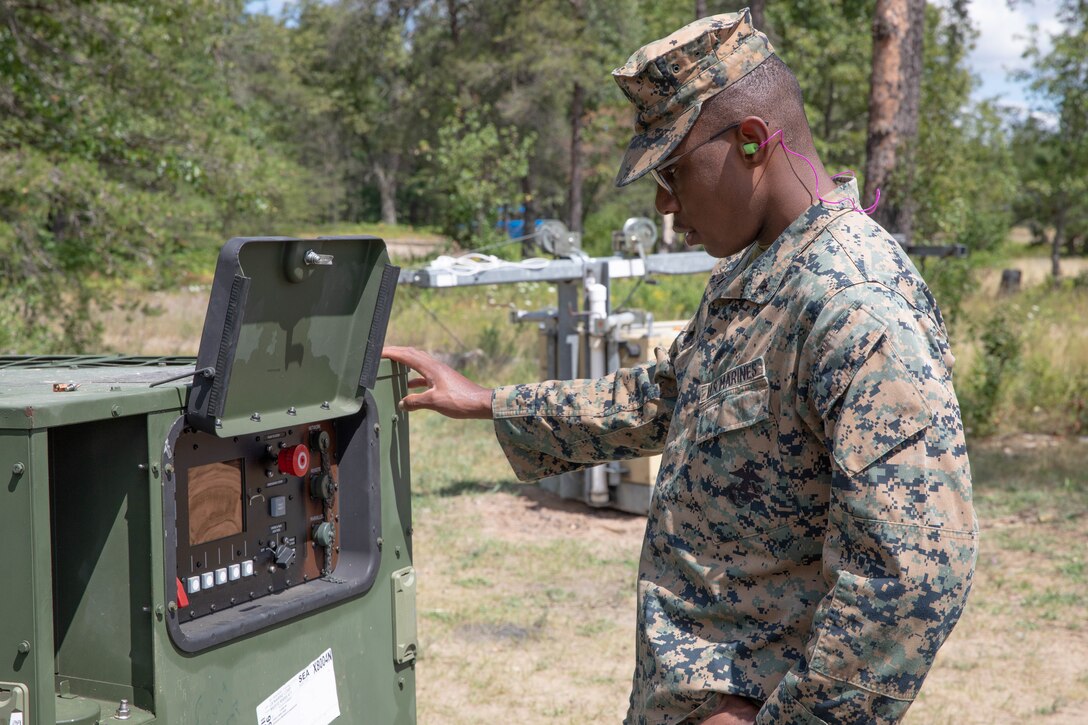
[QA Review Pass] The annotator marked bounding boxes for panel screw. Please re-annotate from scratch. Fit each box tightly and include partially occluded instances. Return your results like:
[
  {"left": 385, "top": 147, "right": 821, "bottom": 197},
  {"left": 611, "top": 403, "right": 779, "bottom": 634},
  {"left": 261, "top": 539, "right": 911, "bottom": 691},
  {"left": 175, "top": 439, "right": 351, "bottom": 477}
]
[
  {"left": 116, "top": 698, "right": 131, "bottom": 719},
  {"left": 373, "top": 423, "right": 381, "bottom": 435},
  {"left": 321, "top": 401, "right": 331, "bottom": 410},
  {"left": 376, "top": 537, "right": 383, "bottom": 550},
  {"left": 215, "top": 418, "right": 223, "bottom": 428},
  {"left": 151, "top": 464, "right": 159, "bottom": 477},
  {"left": 11, "top": 462, "right": 24, "bottom": 475},
  {"left": 17, "top": 640, "right": 30, "bottom": 654},
  {"left": 163, "top": 463, "right": 174, "bottom": 477},
  {"left": 251, "top": 412, "right": 262, "bottom": 422},
  {"left": 167, "top": 601, "right": 178, "bottom": 613},
  {"left": 287, "top": 407, "right": 297, "bottom": 416},
  {"left": 111, "top": 405, "right": 121, "bottom": 417}
]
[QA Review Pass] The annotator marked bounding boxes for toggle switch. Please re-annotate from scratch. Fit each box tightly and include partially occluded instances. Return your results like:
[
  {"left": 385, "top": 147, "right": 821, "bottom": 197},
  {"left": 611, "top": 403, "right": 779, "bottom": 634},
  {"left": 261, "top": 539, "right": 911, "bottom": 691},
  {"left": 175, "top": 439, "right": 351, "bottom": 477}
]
[
  {"left": 274, "top": 543, "right": 296, "bottom": 569},
  {"left": 277, "top": 444, "right": 310, "bottom": 477}
]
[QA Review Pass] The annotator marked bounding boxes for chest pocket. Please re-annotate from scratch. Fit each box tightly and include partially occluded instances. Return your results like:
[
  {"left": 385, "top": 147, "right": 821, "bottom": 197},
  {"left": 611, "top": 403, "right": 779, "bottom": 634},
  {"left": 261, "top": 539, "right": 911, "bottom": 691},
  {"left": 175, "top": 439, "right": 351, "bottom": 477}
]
[{"left": 688, "top": 359, "right": 792, "bottom": 542}]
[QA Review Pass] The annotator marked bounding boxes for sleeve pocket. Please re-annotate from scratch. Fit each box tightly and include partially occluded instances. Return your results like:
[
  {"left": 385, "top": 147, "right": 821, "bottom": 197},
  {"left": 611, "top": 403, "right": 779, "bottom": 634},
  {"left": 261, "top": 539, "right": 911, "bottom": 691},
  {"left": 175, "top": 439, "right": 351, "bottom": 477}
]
[{"left": 831, "top": 341, "right": 931, "bottom": 475}]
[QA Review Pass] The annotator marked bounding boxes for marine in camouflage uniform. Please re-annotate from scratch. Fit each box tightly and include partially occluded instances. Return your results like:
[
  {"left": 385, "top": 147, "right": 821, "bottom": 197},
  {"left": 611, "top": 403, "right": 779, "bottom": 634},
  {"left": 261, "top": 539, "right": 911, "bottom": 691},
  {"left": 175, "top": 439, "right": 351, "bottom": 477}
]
[{"left": 490, "top": 10, "right": 978, "bottom": 725}]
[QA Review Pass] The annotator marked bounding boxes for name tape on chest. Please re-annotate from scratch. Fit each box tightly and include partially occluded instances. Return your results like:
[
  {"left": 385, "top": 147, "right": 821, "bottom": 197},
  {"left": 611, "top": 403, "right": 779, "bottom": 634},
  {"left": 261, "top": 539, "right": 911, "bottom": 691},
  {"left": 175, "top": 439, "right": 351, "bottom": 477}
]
[{"left": 707, "top": 357, "right": 766, "bottom": 399}]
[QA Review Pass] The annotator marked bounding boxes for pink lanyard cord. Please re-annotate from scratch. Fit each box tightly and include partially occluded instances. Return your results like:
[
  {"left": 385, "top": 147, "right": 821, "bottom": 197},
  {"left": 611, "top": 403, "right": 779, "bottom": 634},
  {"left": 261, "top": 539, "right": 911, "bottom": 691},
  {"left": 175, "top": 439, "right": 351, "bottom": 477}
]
[{"left": 758, "top": 129, "right": 881, "bottom": 215}]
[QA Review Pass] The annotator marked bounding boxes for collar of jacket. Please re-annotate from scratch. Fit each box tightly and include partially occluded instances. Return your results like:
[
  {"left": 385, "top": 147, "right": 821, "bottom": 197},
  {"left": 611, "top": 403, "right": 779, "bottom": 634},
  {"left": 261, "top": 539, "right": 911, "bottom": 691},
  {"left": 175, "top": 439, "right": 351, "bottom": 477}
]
[{"left": 706, "top": 178, "right": 861, "bottom": 305}]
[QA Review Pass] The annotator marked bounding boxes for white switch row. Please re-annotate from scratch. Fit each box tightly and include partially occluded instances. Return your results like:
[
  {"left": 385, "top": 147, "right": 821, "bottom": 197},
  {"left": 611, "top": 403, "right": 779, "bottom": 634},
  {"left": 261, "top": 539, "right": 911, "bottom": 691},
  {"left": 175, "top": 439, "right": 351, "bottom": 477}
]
[{"left": 186, "top": 560, "right": 256, "bottom": 594}]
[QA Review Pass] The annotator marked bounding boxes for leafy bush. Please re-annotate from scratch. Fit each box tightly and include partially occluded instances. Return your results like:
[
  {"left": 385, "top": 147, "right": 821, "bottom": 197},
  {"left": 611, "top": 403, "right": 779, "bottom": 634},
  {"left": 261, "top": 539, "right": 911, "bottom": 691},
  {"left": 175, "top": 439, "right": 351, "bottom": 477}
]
[{"left": 962, "top": 309, "right": 1022, "bottom": 435}]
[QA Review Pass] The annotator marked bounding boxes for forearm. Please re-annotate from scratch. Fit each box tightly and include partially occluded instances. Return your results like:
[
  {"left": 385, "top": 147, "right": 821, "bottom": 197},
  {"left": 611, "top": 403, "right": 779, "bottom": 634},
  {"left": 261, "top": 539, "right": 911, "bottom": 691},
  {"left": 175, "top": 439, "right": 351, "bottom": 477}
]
[{"left": 492, "top": 364, "right": 674, "bottom": 481}]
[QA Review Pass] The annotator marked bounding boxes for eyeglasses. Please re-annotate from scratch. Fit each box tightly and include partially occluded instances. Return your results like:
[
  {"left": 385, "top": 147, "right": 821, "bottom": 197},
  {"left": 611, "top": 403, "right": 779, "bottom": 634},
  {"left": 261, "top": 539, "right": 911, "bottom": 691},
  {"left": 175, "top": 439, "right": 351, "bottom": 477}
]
[{"left": 649, "top": 123, "right": 741, "bottom": 197}]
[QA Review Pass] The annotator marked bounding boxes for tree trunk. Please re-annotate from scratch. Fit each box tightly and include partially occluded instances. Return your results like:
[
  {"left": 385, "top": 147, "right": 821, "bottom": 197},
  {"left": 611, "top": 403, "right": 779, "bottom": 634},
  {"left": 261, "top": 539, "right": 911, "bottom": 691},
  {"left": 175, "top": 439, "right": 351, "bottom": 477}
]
[
  {"left": 522, "top": 175, "right": 536, "bottom": 257},
  {"left": 1052, "top": 206, "right": 1065, "bottom": 284},
  {"left": 864, "top": 0, "right": 908, "bottom": 232},
  {"left": 446, "top": 0, "right": 460, "bottom": 45},
  {"left": 895, "top": 0, "right": 925, "bottom": 244},
  {"left": 568, "top": 81, "right": 585, "bottom": 233},
  {"left": 372, "top": 154, "right": 400, "bottom": 226},
  {"left": 695, "top": 1, "right": 707, "bottom": 19},
  {"left": 750, "top": 0, "right": 766, "bottom": 29}
]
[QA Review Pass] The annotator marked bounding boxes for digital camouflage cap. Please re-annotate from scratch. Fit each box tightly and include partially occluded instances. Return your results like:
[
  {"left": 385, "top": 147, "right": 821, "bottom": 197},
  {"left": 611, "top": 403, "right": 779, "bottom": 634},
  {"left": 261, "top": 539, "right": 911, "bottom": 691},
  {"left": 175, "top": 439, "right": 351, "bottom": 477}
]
[{"left": 612, "top": 8, "right": 775, "bottom": 187}]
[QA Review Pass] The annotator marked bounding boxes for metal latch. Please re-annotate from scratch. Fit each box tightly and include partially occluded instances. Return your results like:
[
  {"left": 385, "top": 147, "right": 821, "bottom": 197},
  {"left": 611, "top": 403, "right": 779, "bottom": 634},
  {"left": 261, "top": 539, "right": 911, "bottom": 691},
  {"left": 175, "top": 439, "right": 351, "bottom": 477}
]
[{"left": 391, "top": 567, "right": 417, "bottom": 664}]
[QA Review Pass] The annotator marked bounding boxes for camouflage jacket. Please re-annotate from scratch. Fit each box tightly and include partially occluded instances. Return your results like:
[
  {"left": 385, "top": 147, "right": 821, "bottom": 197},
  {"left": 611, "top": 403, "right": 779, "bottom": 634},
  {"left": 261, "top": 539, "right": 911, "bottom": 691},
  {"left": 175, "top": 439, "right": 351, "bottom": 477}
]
[{"left": 492, "top": 181, "right": 979, "bottom": 724}]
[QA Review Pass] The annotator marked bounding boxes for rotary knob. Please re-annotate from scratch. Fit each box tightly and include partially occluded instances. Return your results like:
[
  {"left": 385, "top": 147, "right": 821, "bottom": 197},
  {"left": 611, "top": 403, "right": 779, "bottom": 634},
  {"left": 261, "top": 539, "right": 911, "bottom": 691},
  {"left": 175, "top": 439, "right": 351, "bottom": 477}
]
[{"left": 277, "top": 444, "right": 310, "bottom": 477}]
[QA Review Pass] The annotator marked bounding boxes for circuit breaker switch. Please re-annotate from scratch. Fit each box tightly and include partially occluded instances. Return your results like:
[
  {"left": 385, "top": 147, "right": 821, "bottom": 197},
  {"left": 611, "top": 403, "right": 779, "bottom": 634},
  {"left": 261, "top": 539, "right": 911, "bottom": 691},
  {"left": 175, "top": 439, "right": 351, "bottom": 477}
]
[{"left": 277, "top": 444, "right": 310, "bottom": 477}]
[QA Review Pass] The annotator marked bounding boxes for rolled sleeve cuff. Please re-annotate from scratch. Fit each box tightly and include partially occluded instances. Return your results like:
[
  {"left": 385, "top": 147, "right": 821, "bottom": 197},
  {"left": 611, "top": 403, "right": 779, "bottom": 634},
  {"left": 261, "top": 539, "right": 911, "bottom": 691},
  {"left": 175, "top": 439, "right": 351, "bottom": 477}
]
[
  {"left": 492, "top": 384, "right": 592, "bottom": 482},
  {"left": 759, "top": 669, "right": 914, "bottom": 725}
]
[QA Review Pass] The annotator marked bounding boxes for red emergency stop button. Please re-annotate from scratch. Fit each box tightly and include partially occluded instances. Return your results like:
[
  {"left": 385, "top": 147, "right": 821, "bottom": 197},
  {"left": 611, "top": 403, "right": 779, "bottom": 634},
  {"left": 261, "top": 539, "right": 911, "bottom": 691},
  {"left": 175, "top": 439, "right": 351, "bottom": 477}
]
[{"left": 278, "top": 444, "right": 310, "bottom": 477}]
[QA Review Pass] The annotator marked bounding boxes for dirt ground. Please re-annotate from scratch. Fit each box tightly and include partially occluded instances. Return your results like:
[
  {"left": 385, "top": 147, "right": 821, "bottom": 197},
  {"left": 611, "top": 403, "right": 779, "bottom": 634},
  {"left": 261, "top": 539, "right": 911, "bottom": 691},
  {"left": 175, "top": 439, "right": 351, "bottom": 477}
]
[{"left": 412, "top": 433, "right": 1088, "bottom": 724}]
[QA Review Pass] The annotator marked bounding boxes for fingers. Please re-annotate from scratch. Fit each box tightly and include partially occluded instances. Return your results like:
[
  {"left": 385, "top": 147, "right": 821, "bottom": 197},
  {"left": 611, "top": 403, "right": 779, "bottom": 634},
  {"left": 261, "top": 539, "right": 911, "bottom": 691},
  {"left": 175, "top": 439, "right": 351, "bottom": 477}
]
[
  {"left": 407, "top": 376, "right": 431, "bottom": 389},
  {"left": 398, "top": 390, "right": 435, "bottom": 412},
  {"left": 382, "top": 345, "right": 433, "bottom": 370}
]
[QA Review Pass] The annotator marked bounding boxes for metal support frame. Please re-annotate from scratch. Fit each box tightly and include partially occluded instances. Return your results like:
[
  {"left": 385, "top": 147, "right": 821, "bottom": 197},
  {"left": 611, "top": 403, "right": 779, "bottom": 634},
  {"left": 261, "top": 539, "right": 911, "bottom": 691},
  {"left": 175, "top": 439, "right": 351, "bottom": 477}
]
[{"left": 399, "top": 251, "right": 716, "bottom": 512}]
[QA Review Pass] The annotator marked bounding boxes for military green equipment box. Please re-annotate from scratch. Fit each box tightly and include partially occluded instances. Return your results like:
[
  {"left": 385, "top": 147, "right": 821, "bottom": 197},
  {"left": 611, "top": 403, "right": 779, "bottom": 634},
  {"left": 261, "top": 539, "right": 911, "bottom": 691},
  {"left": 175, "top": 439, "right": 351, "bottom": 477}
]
[{"left": 0, "top": 237, "right": 415, "bottom": 725}]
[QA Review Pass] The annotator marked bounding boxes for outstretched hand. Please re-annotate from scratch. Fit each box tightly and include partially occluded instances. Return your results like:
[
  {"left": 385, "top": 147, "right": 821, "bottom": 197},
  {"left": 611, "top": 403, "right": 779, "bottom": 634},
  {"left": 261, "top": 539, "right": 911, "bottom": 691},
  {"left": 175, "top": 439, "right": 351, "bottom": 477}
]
[{"left": 382, "top": 346, "right": 495, "bottom": 420}]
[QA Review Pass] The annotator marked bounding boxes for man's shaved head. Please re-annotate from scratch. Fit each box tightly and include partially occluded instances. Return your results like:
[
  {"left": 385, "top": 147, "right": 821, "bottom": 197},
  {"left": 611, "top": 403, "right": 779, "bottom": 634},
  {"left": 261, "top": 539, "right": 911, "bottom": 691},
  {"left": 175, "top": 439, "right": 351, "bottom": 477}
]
[{"left": 701, "top": 55, "right": 814, "bottom": 153}]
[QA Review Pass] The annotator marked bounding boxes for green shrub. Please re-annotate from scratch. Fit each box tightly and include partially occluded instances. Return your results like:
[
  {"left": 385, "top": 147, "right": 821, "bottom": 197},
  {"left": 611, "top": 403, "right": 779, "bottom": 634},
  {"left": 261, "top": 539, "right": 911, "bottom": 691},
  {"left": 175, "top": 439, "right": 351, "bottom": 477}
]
[{"left": 962, "top": 309, "right": 1023, "bottom": 435}]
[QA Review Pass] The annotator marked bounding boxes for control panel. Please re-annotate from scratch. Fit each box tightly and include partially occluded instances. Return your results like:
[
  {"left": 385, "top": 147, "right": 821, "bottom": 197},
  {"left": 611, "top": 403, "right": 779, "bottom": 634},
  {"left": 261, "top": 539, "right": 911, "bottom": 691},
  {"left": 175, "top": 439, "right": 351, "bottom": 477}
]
[{"left": 172, "top": 421, "right": 341, "bottom": 620}]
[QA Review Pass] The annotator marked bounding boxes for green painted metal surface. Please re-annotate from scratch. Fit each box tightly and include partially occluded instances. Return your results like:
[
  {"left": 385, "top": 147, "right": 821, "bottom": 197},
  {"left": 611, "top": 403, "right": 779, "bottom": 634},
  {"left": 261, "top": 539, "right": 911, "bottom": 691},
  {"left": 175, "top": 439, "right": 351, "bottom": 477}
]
[
  {"left": 0, "top": 361, "right": 413, "bottom": 724},
  {"left": 0, "top": 236, "right": 414, "bottom": 725}
]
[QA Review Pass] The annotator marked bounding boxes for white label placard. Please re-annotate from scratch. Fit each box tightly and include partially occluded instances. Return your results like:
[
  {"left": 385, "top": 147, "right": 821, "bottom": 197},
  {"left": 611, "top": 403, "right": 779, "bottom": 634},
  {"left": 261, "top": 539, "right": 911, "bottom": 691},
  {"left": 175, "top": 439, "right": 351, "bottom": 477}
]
[
  {"left": 256, "top": 648, "right": 340, "bottom": 725},
  {"left": 9, "top": 712, "right": 24, "bottom": 725}
]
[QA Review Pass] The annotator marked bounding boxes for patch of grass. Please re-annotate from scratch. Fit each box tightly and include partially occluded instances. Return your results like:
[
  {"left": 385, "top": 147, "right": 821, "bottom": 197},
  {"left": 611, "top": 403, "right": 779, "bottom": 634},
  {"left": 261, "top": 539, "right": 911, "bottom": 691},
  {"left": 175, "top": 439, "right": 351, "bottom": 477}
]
[
  {"left": 576, "top": 617, "right": 618, "bottom": 637},
  {"left": 957, "top": 269, "right": 1088, "bottom": 435},
  {"left": 405, "top": 414, "right": 515, "bottom": 499},
  {"left": 967, "top": 439, "right": 1088, "bottom": 522},
  {"left": 454, "top": 576, "right": 493, "bottom": 589},
  {"left": 1034, "top": 697, "right": 1064, "bottom": 716},
  {"left": 1057, "top": 555, "right": 1085, "bottom": 581}
]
